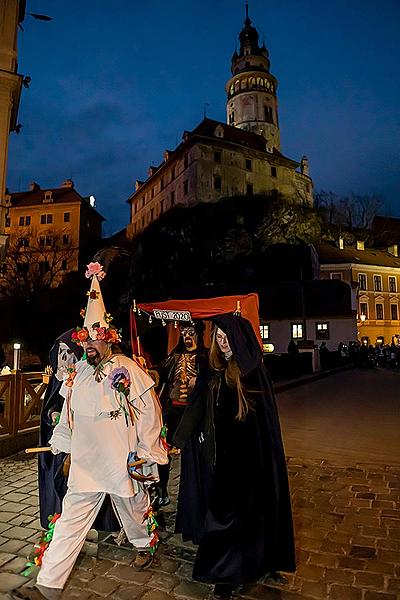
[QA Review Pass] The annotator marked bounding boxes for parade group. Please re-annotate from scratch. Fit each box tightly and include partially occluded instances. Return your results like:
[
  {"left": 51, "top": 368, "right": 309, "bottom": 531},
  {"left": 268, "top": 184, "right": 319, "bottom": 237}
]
[{"left": 10, "top": 264, "right": 295, "bottom": 600}]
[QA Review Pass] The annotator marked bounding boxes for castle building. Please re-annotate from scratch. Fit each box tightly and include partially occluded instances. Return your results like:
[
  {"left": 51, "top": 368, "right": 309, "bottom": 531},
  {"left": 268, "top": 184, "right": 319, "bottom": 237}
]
[
  {"left": 127, "top": 8, "right": 313, "bottom": 238},
  {"left": 2, "top": 179, "right": 104, "bottom": 284}
]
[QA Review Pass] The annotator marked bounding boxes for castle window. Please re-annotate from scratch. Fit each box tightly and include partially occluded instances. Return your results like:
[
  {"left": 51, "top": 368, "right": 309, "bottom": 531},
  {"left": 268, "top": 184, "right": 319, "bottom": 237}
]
[
  {"left": 40, "top": 213, "right": 53, "bottom": 224},
  {"left": 150, "top": 208, "right": 154, "bottom": 220},
  {"left": 151, "top": 188, "right": 154, "bottom": 199},
  {"left": 61, "top": 259, "right": 68, "bottom": 271},
  {"left": 245, "top": 159, "right": 252, "bottom": 171},
  {"left": 229, "top": 112, "right": 235, "bottom": 125},
  {"left": 271, "top": 166, "right": 277, "bottom": 178},
  {"left": 19, "top": 216, "right": 25, "bottom": 226},
  {"left": 246, "top": 183, "right": 253, "bottom": 196},
  {"left": 213, "top": 175, "right": 222, "bottom": 191},
  {"left": 160, "top": 199, "right": 165, "bottom": 213},
  {"left": 171, "top": 167, "right": 175, "bottom": 180},
  {"left": 183, "top": 180, "right": 189, "bottom": 195},
  {"left": 64, "top": 212, "right": 70, "bottom": 223},
  {"left": 184, "top": 155, "right": 188, "bottom": 169},
  {"left": 214, "top": 151, "right": 222, "bottom": 163},
  {"left": 249, "top": 77, "right": 256, "bottom": 89},
  {"left": 171, "top": 191, "right": 175, "bottom": 206},
  {"left": 264, "top": 106, "right": 273, "bottom": 123},
  {"left": 160, "top": 178, "right": 164, "bottom": 191}
]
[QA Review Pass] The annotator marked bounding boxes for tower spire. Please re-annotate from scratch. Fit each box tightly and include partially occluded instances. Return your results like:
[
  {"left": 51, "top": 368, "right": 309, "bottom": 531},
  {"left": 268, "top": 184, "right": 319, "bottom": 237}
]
[{"left": 245, "top": 2, "right": 251, "bottom": 26}]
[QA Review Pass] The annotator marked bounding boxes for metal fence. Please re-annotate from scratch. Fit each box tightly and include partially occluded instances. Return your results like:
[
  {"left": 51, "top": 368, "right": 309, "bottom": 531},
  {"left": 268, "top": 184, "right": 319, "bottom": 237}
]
[{"left": 0, "top": 371, "right": 46, "bottom": 455}]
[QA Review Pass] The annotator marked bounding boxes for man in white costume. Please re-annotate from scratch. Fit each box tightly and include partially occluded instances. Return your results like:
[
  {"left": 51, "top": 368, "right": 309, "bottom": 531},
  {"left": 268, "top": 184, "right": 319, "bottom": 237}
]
[{"left": 11, "top": 263, "right": 168, "bottom": 600}]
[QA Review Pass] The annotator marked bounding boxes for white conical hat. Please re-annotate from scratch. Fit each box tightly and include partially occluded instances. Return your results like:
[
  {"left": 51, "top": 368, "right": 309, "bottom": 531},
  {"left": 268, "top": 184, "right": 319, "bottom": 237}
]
[{"left": 83, "top": 274, "right": 107, "bottom": 339}]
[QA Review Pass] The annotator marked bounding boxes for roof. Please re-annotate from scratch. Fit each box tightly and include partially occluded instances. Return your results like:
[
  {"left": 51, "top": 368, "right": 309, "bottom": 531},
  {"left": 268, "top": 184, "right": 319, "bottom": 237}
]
[
  {"left": 9, "top": 185, "right": 105, "bottom": 221},
  {"left": 317, "top": 241, "right": 400, "bottom": 269},
  {"left": 372, "top": 215, "right": 400, "bottom": 244}
]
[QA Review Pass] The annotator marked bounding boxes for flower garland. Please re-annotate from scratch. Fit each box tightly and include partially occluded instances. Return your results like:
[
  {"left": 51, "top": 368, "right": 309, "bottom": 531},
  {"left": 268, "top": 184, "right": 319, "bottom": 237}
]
[
  {"left": 109, "top": 367, "right": 140, "bottom": 425},
  {"left": 71, "top": 322, "right": 121, "bottom": 346},
  {"left": 22, "top": 513, "right": 61, "bottom": 576},
  {"left": 160, "top": 425, "right": 170, "bottom": 451},
  {"left": 143, "top": 505, "right": 159, "bottom": 555}
]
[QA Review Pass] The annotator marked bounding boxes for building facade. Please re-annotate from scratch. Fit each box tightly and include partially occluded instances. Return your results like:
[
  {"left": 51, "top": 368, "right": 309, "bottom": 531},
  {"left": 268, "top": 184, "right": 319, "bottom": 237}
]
[
  {"left": 318, "top": 240, "right": 400, "bottom": 346},
  {"left": 127, "top": 9, "right": 313, "bottom": 238},
  {"left": 0, "top": 0, "right": 24, "bottom": 255},
  {"left": 1, "top": 179, "right": 104, "bottom": 286}
]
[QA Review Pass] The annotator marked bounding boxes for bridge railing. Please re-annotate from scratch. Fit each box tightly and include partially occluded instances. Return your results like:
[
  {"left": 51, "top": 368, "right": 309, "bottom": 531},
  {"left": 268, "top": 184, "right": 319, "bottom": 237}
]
[{"left": 0, "top": 371, "right": 47, "bottom": 455}]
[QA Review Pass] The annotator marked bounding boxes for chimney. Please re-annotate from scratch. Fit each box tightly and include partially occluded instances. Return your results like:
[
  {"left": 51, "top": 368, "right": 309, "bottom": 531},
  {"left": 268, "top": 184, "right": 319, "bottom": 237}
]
[
  {"left": 388, "top": 244, "right": 398, "bottom": 257},
  {"left": 337, "top": 237, "right": 344, "bottom": 250},
  {"left": 135, "top": 180, "right": 144, "bottom": 191},
  {"left": 356, "top": 240, "right": 365, "bottom": 251},
  {"left": 163, "top": 150, "right": 174, "bottom": 162},
  {"left": 29, "top": 182, "right": 40, "bottom": 191},
  {"left": 148, "top": 166, "right": 158, "bottom": 177},
  {"left": 61, "top": 179, "right": 74, "bottom": 188}
]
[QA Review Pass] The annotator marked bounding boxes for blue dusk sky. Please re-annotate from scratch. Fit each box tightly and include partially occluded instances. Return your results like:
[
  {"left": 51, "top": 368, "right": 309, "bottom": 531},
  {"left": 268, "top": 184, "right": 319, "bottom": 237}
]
[{"left": 7, "top": 0, "right": 400, "bottom": 235}]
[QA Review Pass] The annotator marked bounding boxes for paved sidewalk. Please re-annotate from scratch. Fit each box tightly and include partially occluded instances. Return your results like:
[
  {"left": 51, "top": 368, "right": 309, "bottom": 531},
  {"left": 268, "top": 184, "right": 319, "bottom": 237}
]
[{"left": 0, "top": 453, "right": 399, "bottom": 599}]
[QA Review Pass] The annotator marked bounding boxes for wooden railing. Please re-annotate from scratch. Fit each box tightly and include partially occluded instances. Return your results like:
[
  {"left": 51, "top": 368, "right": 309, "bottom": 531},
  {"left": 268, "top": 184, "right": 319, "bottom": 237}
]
[{"left": 0, "top": 371, "right": 46, "bottom": 441}]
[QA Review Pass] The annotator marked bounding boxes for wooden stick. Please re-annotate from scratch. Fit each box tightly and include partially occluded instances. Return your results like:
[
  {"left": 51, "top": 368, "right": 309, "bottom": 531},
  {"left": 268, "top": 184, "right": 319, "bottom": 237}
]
[
  {"left": 25, "top": 447, "right": 52, "bottom": 454},
  {"left": 127, "top": 458, "right": 146, "bottom": 468}
]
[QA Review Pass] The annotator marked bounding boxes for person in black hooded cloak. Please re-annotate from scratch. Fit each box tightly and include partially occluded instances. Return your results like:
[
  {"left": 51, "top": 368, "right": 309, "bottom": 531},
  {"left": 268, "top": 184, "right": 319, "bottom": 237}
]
[
  {"left": 173, "top": 315, "right": 295, "bottom": 598},
  {"left": 39, "top": 329, "right": 119, "bottom": 532}
]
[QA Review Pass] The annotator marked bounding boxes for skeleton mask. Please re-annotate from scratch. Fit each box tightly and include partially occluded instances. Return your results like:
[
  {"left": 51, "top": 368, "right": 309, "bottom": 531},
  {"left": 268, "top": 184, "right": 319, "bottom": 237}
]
[
  {"left": 56, "top": 342, "right": 77, "bottom": 381},
  {"left": 180, "top": 326, "right": 198, "bottom": 352}
]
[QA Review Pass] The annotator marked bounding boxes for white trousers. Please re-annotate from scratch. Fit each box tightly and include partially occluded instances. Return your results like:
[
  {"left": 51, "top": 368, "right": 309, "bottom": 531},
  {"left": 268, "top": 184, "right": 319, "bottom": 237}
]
[{"left": 37, "top": 489, "right": 150, "bottom": 590}]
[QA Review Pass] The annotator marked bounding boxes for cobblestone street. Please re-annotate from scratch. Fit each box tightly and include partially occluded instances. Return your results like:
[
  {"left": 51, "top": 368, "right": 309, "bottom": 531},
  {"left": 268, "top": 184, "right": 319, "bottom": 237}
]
[{"left": 0, "top": 450, "right": 399, "bottom": 600}]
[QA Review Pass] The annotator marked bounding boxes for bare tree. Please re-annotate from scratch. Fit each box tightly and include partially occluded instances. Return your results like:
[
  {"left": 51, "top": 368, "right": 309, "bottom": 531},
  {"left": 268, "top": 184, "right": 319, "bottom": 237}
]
[
  {"left": 0, "top": 229, "right": 77, "bottom": 298},
  {"left": 315, "top": 190, "right": 384, "bottom": 230}
]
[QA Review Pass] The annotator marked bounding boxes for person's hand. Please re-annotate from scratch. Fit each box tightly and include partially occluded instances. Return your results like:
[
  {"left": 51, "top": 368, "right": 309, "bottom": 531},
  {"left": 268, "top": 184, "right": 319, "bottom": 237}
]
[
  {"left": 169, "top": 447, "right": 181, "bottom": 455},
  {"left": 51, "top": 411, "right": 61, "bottom": 426}
]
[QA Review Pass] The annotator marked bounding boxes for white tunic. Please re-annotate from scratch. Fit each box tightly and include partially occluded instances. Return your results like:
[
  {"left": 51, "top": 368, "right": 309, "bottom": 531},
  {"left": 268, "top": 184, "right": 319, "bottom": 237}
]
[{"left": 50, "top": 354, "right": 168, "bottom": 497}]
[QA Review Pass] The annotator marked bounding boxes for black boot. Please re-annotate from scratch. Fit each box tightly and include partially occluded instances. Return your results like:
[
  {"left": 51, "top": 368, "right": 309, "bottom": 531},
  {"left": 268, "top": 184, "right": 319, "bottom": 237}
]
[{"left": 214, "top": 584, "right": 233, "bottom": 599}]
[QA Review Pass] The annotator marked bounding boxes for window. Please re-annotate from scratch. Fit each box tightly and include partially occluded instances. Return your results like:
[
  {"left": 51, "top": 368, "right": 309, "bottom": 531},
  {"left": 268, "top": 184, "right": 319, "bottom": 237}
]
[
  {"left": 170, "top": 191, "right": 175, "bottom": 206},
  {"left": 5, "top": 217, "right": 10, "bottom": 227},
  {"left": 246, "top": 183, "right": 253, "bottom": 196},
  {"left": 264, "top": 105, "right": 273, "bottom": 123},
  {"left": 61, "top": 259, "right": 68, "bottom": 271},
  {"left": 259, "top": 324, "right": 270, "bottom": 340},
  {"left": 360, "top": 302, "right": 368, "bottom": 319},
  {"left": 245, "top": 159, "right": 252, "bottom": 171},
  {"left": 330, "top": 273, "right": 342, "bottom": 280},
  {"left": 19, "top": 216, "right": 25, "bottom": 226},
  {"left": 150, "top": 208, "right": 154, "bottom": 220},
  {"left": 213, "top": 175, "right": 221, "bottom": 191},
  {"left": 389, "top": 276, "right": 397, "bottom": 293},
  {"left": 160, "top": 200, "right": 164, "bottom": 213},
  {"left": 316, "top": 322, "right": 329, "bottom": 340},
  {"left": 271, "top": 166, "right": 277, "bottom": 178},
  {"left": 21, "top": 238, "right": 29, "bottom": 247},
  {"left": 39, "top": 236, "right": 45, "bottom": 247},
  {"left": 229, "top": 112, "right": 235, "bottom": 125},
  {"left": 62, "top": 234, "right": 70, "bottom": 245},
  {"left": 183, "top": 180, "right": 188, "bottom": 195},
  {"left": 39, "top": 261, "right": 50, "bottom": 274},
  {"left": 151, "top": 188, "right": 154, "bottom": 199},
  {"left": 214, "top": 151, "right": 222, "bottom": 163},
  {"left": 25, "top": 216, "right": 31, "bottom": 226},
  {"left": 64, "top": 212, "right": 70, "bottom": 223},
  {"left": 291, "top": 323, "right": 303, "bottom": 339},
  {"left": 160, "top": 178, "right": 164, "bottom": 191},
  {"left": 358, "top": 273, "right": 367, "bottom": 291},
  {"left": 374, "top": 275, "right": 382, "bottom": 291},
  {"left": 184, "top": 155, "right": 188, "bottom": 169},
  {"left": 171, "top": 167, "right": 175, "bottom": 180},
  {"left": 40, "top": 213, "right": 52, "bottom": 224},
  {"left": 45, "top": 236, "right": 52, "bottom": 247},
  {"left": 391, "top": 304, "right": 398, "bottom": 320},
  {"left": 376, "top": 303, "right": 384, "bottom": 320}
]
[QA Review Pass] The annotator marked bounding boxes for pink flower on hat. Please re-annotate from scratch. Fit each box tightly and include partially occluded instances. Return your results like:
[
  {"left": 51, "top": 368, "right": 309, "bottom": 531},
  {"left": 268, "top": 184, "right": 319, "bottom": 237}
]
[{"left": 85, "top": 262, "right": 106, "bottom": 281}]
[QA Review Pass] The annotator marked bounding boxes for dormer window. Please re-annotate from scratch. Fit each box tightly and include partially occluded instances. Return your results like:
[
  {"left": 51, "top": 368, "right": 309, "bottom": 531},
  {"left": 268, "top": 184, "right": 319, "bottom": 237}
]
[
  {"left": 214, "top": 125, "right": 224, "bottom": 138},
  {"left": 43, "top": 190, "right": 53, "bottom": 203}
]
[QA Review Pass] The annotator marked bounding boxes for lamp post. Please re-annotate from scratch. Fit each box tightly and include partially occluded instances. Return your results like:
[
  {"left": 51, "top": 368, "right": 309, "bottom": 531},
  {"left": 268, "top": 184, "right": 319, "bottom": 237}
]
[
  {"left": 13, "top": 343, "right": 21, "bottom": 371},
  {"left": 358, "top": 313, "right": 366, "bottom": 344}
]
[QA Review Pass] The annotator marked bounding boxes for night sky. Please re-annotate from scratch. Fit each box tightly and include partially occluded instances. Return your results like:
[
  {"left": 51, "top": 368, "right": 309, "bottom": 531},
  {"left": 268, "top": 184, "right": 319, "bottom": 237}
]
[{"left": 7, "top": 0, "right": 400, "bottom": 235}]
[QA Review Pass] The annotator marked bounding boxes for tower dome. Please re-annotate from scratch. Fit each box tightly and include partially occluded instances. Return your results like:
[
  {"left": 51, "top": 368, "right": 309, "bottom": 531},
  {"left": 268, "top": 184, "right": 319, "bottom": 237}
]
[{"left": 225, "top": 4, "right": 280, "bottom": 150}]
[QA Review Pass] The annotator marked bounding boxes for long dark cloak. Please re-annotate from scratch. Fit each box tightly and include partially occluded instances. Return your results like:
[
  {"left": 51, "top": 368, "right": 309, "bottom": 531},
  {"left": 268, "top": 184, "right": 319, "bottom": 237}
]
[
  {"left": 38, "top": 330, "right": 119, "bottom": 531},
  {"left": 173, "top": 315, "right": 296, "bottom": 584}
]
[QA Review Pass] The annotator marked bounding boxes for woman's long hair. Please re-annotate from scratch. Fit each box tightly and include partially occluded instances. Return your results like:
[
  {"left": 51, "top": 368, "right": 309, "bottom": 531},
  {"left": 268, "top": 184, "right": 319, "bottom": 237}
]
[{"left": 209, "top": 327, "right": 252, "bottom": 422}]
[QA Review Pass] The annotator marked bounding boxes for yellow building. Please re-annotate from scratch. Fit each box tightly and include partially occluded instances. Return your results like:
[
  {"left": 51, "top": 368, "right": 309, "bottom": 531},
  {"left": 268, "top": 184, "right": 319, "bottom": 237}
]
[
  {"left": 2, "top": 179, "right": 104, "bottom": 286},
  {"left": 127, "top": 10, "right": 313, "bottom": 238},
  {"left": 318, "top": 240, "right": 400, "bottom": 346}
]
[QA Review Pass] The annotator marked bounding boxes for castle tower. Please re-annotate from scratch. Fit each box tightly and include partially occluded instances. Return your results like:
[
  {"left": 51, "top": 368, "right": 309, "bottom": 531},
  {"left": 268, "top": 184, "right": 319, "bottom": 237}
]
[{"left": 226, "top": 4, "right": 280, "bottom": 150}]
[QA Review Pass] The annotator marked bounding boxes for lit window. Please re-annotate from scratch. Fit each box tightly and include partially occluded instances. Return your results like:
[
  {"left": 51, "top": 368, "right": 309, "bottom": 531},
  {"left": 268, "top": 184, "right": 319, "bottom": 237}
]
[
  {"left": 330, "top": 273, "right": 342, "bottom": 280},
  {"left": 316, "top": 322, "right": 329, "bottom": 340},
  {"left": 291, "top": 323, "right": 303, "bottom": 339},
  {"left": 259, "top": 324, "right": 270, "bottom": 340}
]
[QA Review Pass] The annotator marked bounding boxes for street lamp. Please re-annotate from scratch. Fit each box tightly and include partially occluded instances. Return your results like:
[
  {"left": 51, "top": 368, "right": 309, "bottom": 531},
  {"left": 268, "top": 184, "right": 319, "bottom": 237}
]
[{"left": 13, "top": 343, "right": 21, "bottom": 371}]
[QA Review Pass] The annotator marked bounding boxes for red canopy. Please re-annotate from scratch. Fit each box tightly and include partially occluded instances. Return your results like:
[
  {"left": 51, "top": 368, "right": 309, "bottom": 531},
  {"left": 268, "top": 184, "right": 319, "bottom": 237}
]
[{"left": 134, "top": 293, "right": 262, "bottom": 354}]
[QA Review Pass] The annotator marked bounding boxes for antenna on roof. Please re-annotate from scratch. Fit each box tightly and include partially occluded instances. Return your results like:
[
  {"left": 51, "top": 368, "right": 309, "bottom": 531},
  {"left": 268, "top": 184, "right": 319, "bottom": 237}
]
[{"left": 203, "top": 102, "right": 210, "bottom": 119}]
